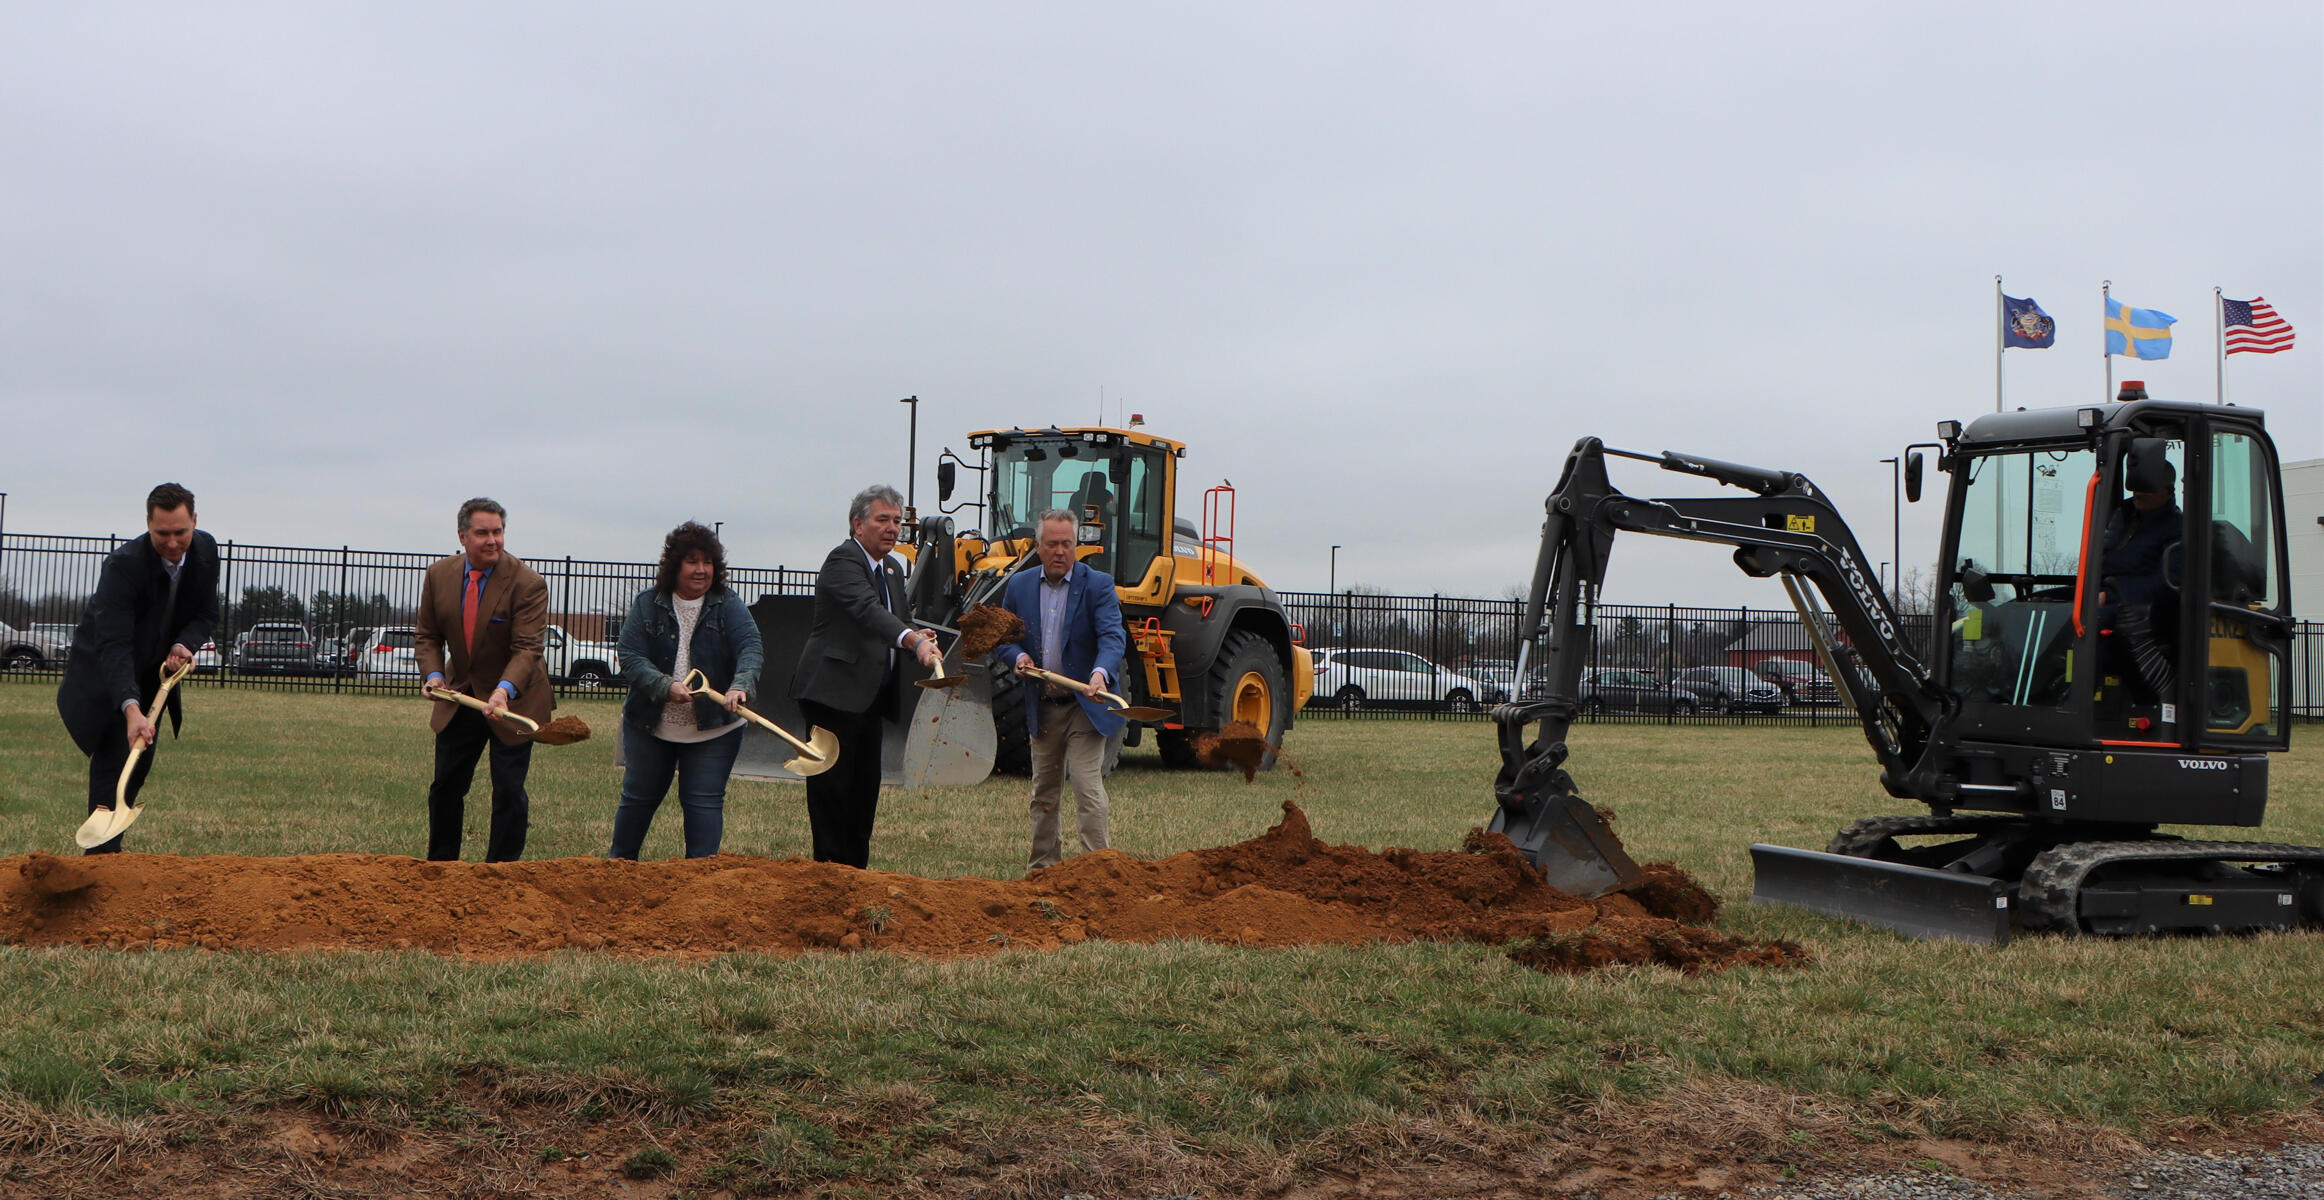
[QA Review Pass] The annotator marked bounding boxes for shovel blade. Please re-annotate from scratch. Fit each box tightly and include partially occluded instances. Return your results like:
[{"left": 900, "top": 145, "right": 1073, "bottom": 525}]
[
  {"left": 1114, "top": 705, "right": 1175, "bottom": 722},
  {"left": 1488, "top": 792, "right": 1642, "bottom": 898},
  {"left": 74, "top": 804, "right": 141, "bottom": 850},
  {"left": 1750, "top": 843, "right": 2013, "bottom": 945},
  {"left": 785, "top": 726, "right": 843, "bottom": 777}
]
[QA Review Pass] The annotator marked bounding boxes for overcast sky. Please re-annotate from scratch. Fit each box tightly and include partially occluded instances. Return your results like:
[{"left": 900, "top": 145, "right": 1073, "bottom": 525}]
[{"left": 4, "top": 2, "right": 2318, "bottom": 608}]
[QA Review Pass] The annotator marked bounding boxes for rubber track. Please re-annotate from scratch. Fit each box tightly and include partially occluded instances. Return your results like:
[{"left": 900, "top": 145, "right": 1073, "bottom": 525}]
[
  {"left": 2019, "top": 839, "right": 2324, "bottom": 934},
  {"left": 1824, "top": 814, "right": 2025, "bottom": 858}
]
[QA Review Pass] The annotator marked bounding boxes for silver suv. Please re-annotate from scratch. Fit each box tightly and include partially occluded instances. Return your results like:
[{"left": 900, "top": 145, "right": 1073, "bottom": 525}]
[{"left": 0, "top": 620, "right": 70, "bottom": 670}]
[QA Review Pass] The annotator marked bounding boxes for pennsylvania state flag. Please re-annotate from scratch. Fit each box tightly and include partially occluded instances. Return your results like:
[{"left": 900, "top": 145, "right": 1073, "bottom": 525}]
[
  {"left": 2002, "top": 295, "right": 2055, "bottom": 348},
  {"left": 2105, "top": 296, "right": 2176, "bottom": 360}
]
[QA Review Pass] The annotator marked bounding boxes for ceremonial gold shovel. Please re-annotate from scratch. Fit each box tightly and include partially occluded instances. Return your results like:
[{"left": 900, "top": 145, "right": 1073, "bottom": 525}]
[
  {"left": 421, "top": 684, "right": 592, "bottom": 745},
  {"left": 1016, "top": 665, "right": 1176, "bottom": 722},
  {"left": 679, "top": 669, "right": 839, "bottom": 777},
  {"left": 74, "top": 660, "right": 194, "bottom": 849}
]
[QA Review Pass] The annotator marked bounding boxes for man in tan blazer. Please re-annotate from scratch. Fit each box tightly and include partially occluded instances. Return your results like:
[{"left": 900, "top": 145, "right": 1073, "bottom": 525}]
[{"left": 415, "top": 497, "right": 554, "bottom": 862}]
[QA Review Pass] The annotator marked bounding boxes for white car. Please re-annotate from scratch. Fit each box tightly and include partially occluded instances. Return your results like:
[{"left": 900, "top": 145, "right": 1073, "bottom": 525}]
[
  {"left": 0, "top": 620, "right": 71, "bottom": 671},
  {"left": 543, "top": 623, "right": 620, "bottom": 688},
  {"left": 1310, "top": 647, "right": 1508, "bottom": 713},
  {"left": 352, "top": 623, "right": 619, "bottom": 687}
]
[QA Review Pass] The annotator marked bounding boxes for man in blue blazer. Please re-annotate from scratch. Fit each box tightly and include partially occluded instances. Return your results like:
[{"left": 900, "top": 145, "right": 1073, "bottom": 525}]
[{"left": 992, "top": 509, "right": 1128, "bottom": 870}]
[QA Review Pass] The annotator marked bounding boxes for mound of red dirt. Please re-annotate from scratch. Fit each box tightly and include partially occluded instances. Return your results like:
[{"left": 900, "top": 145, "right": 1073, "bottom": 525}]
[{"left": 0, "top": 804, "right": 1802, "bottom": 972}]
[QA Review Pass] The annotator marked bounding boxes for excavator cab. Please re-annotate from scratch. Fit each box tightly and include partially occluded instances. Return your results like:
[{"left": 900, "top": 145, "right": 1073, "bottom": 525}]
[{"left": 1931, "top": 403, "right": 2292, "bottom": 761}]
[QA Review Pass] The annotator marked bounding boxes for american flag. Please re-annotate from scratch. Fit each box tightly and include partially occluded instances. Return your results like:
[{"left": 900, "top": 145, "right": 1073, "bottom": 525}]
[{"left": 2223, "top": 296, "right": 2295, "bottom": 355}]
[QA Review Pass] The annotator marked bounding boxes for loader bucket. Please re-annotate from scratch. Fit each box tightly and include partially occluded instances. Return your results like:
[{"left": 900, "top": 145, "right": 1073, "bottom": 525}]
[
  {"left": 1749, "top": 844, "right": 2013, "bottom": 945},
  {"left": 1489, "top": 792, "right": 1643, "bottom": 899},
  {"left": 899, "top": 658, "right": 997, "bottom": 787}
]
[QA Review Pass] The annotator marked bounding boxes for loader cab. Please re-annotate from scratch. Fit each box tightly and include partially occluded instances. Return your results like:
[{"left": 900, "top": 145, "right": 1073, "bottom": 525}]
[
  {"left": 969, "top": 426, "right": 1182, "bottom": 607},
  {"left": 1931, "top": 400, "right": 2291, "bottom": 756}
]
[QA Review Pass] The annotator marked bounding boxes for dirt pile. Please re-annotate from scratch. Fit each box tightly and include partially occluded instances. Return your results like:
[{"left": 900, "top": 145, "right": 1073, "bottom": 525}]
[
  {"left": 0, "top": 804, "right": 1801, "bottom": 972},
  {"left": 953, "top": 604, "right": 1025, "bottom": 659}
]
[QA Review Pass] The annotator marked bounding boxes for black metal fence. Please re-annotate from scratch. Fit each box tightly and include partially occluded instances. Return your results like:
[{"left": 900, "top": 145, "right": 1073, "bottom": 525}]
[
  {"left": 1278, "top": 588, "right": 2324, "bottom": 726},
  {"left": 8, "top": 533, "right": 2324, "bottom": 724},
  {"left": 0, "top": 533, "right": 814, "bottom": 697}
]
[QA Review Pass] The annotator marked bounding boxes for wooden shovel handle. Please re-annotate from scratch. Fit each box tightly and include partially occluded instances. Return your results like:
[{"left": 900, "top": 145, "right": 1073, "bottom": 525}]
[
  {"left": 678, "top": 669, "right": 825, "bottom": 760},
  {"left": 1017, "top": 664, "right": 1132, "bottom": 710},
  {"left": 113, "top": 660, "right": 196, "bottom": 810},
  {"left": 422, "top": 684, "right": 541, "bottom": 733}
]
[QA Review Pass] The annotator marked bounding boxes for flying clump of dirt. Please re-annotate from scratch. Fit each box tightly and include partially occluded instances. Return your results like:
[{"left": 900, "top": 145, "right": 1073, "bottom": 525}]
[
  {"left": 1194, "top": 720, "right": 1274, "bottom": 780},
  {"left": 0, "top": 803, "right": 1802, "bottom": 974},
  {"left": 954, "top": 605, "right": 1026, "bottom": 659}
]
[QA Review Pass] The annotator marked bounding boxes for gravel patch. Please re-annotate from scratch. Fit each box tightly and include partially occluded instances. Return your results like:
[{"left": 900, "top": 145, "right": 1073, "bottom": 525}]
[{"left": 1660, "top": 1141, "right": 2324, "bottom": 1200}]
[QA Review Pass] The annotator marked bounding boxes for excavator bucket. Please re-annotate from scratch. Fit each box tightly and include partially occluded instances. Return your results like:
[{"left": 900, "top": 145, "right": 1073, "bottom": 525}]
[
  {"left": 1749, "top": 844, "right": 2014, "bottom": 945},
  {"left": 1489, "top": 792, "right": 1643, "bottom": 899}
]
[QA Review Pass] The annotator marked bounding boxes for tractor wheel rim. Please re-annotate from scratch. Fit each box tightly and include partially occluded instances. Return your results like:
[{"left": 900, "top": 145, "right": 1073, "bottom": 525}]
[{"left": 1232, "top": 670, "right": 1272, "bottom": 731}]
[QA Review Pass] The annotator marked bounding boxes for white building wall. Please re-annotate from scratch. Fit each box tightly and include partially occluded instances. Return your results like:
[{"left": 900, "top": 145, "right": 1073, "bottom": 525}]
[{"left": 2282, "top": 458, "right": 2324, "bottom": 716}]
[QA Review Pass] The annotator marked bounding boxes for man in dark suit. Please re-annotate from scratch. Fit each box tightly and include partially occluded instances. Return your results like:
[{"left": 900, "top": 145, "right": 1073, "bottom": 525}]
[
  {"left": 992, "top": 510, "right": 1128, "bottom": 869},
  {"left": 56, "top": 483, "right": 220, "bottom": 854},
  {"left": 790, "top": 484, "right": 941, "bottom": 867},
  {"left": 414, "top": 497, "right": 555, "bottom": 862}
]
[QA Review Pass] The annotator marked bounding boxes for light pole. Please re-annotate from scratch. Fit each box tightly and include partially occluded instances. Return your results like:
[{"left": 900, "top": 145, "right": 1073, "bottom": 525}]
[
  {"left": 713, "top": 521, "right": 724, "bottom": 540},
  {"left": 1879, "top": 457, "right": 1900, "bottom": 597},
  {"left": 1329, "top": 544, "right": 1341, "bottom": 595},
  {"left": 899, "top": 395, "right": 920, "bottom": 510}
]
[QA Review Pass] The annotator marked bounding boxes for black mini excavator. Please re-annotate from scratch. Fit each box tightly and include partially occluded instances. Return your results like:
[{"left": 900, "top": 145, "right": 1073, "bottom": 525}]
[{"left": 1492, "top": 393, "right": 2324, "bottom": 944}]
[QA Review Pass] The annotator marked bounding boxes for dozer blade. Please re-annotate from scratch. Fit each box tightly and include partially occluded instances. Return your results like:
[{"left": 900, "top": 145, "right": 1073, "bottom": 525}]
[
  {"left": 1489, "top": 793, "right": 1643, "bottom": 898},
  {"left": 1749, "top": 844, "right": 2013, "bottom": 945}
]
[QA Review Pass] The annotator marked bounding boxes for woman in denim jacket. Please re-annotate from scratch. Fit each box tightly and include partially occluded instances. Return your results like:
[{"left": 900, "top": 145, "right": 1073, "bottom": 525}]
[{"left": 609, "top": 522, "right": 764, "bottom": 858}]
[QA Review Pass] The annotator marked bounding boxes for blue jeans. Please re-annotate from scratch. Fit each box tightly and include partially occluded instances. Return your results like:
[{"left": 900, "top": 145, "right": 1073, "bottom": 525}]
[{"left": 609, "top": 725, "right": 743, "bottom": 859}]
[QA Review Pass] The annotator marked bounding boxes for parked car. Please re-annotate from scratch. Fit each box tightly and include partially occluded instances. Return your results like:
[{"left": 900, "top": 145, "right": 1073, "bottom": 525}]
[
  {"left": 1753, "top": 658, "right": 1841, "bottom": 705},
  {"left": 193, "top": 641, "right": 223, "bottom": 673},
  {"left": 233, "top": 623, "right": 317, "bottom": 675},
  {"left": 1466, "top": 658, "right": 1519, "bottom": 694},
  {"left": 1310, "top": 647, "right": 1508, "bottom": 712},
  {"left": 1577, "top": 667, "right": 1710, "bottom": 716},
  {"left": 1667, "top": 666, "right": 1786, "bottom": 714},
  {"left": 352, "top": 622, "right": 620, "bottom": 686},
  {"left": 29, "top": 622, "right": 77, "bottom": 643},
  {"left": 0, "top": 620, "right": 71, "bottom": 670},
  {"left": 544, "top": 623, "right": 621, "bottom": 687},
  {"left": 355, "top": 626, "right": 421, "bottom": 677}
]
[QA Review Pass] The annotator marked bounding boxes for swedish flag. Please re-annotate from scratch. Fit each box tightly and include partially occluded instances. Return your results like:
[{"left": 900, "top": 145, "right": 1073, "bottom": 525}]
[{"left": 2105, "top": 296, "right": 2176, "bottom": 360}]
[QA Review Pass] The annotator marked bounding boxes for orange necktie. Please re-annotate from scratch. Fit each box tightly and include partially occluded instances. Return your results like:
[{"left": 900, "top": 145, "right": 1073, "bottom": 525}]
[{"left": 463, "top": 568, "right": 483, "bottom": 649}]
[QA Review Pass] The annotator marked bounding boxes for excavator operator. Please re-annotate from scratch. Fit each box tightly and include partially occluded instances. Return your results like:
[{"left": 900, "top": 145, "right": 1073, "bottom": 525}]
[{"left": 2098, "top": 444, "right": 2182, "bottom": 701}]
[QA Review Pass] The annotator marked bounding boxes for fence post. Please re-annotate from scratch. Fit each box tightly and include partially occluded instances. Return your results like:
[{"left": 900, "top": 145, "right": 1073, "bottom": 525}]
[
  {"left": 333, "top": 545, "right": 349, "bottom": 695},
  {"left": 1429, "top": 593, "right": 1441, "bottom": 721},
  {"left": 219, "top": 540, "right": 235, "bottom": 686}
]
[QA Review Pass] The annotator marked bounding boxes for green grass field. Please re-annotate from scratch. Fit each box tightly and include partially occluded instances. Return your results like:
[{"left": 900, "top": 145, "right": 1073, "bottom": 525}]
[{"left": 2, "top": 680, "right": 2321, "bottom": 1195}]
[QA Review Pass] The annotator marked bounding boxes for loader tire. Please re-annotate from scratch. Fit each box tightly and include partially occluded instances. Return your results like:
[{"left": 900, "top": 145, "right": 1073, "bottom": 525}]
[
  {"left": 989, "top": 669, "right": 1032, "bottom": 777},
  {"left": 1192, "top": 630, "right": 1291, "bottom": 772}
]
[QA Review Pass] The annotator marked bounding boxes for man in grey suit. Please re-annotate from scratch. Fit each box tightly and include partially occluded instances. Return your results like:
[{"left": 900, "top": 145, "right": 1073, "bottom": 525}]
[{"left": 790, "top": 484, "right": 941, "bottom": 867}]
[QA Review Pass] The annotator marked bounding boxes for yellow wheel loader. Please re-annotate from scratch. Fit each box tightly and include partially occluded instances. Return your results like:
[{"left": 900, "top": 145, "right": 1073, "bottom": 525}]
[{"left": 905, "top": 423, "right": 1313, "bottom": 776}]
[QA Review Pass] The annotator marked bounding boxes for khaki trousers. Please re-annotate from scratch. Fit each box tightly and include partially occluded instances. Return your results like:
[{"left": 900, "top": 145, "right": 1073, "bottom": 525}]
[{"left": 1029, "top": 697, "right": 1109, "bottom": 869}]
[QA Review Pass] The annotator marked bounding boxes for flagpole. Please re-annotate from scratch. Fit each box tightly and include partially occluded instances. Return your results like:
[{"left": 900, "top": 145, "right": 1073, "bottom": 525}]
[
  {"left": 1994, "top": 275, "right": 2004, "bottom": 413},
  {"left": 2214, "top": 287, "right": 2226, "bottom": 406},
  {"left": 2102, "top": 280, "right": 2113, "bottom": 401}
]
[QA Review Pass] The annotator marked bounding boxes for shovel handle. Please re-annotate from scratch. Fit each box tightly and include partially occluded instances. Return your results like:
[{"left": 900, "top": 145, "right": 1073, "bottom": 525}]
[
  {"left": 1018, "top": 665, "right": 1134, "bottom": 712},
  {"left": 678, "top": 669, "right": 826, "bottom": 761},
  {"left": 111, "top": 660, "right": 195, "bottom": 812},
  {"left": 422, "top": 684, "right": 541, "bottom": 733}
]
